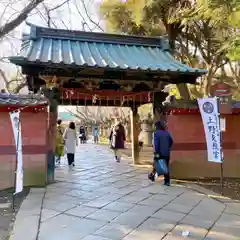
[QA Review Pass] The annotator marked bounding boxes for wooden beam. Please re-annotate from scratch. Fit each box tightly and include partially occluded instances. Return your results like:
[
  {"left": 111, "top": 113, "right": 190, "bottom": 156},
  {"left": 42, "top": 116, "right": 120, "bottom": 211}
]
[
  {"left": 50, "top": 73, "right": 172, "bottom": 83},
  {"left": 23, "top": 66, "right": 199, "bottom": 84},
  {"left": 60, "top": 99, "right": 142, "bottom": 107}
]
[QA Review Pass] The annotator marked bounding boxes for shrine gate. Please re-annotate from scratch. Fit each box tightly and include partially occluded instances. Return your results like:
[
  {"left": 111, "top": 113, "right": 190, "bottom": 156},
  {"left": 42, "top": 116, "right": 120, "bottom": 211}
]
[{"left": 9, "top": 23, "right": 206, "bottom": 183}]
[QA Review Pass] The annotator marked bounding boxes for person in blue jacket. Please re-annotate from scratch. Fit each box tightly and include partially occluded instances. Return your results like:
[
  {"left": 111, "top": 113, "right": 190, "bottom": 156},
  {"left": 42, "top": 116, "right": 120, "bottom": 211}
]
[{"left": 148, "top": 120, "right": 173, "bottom": 185}]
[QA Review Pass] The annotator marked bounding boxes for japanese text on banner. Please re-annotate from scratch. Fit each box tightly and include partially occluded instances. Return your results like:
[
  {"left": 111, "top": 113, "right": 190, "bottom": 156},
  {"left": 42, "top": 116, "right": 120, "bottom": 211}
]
[{"left": 198, "top": 98, "right": 222, "bottom": 163}]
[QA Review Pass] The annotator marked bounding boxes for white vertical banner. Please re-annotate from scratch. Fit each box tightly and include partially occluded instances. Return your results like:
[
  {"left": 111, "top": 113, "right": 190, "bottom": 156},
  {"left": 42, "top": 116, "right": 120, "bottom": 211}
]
[
  {"left": 198, "top": 97, "right": 222, "bottom": 163},
  {"left": 9, "top": 110, "right": 23, "bottom": 194}
]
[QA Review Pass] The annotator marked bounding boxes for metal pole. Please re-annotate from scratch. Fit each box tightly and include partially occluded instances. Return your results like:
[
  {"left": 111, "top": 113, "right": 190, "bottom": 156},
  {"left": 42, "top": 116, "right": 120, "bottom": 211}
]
[
  {"left": 220, "top": 160, "right": 224, "bottom": 195},
  {"left": 217, "top": 98, "right": 224, "bottom": 195},
  {"left": 219, "top": 125, "right": 224, "bottom": 195}
]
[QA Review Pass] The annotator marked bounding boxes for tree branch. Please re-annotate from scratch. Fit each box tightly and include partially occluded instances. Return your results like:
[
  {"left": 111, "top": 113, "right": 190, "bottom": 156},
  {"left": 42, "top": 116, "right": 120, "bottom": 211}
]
[
  {"left": 0, "top": 0, "right": 44, "bottom": 39},
  {"left": 13, "top": 81, "right": 28, "bottom": 93},
  {"left": 0, "top": 68, "right": 9, "bottom": 91},
  {"left": 80, "top": 0, "right": 104, "bottom": 32}
]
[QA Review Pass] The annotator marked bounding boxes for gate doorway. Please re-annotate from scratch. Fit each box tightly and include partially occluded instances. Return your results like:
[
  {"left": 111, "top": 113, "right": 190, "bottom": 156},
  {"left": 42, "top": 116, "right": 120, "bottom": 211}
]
[{"left": 9, "top": 23, "right": 206, "bottom": 183}]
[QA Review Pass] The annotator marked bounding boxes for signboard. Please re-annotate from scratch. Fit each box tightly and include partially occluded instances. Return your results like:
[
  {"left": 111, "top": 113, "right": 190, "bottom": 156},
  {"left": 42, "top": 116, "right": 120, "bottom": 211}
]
[
  {"left": 211, "top": 82, "right": 231, "bottom": 96},
  {"left": 211, "top": 83, "right": 232, "bottom": 114},
  {"left": 198, "top": 97, "right": 222, "bottom": 163},
  {"left": 9, "top": 111, "right": 23, "bottom": 194}
]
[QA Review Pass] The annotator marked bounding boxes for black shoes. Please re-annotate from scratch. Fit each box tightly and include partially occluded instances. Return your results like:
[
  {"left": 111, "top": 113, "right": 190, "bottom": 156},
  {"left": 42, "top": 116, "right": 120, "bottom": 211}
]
[
  {"left": 148, "top": 173, "right": 170, "bottom": 186},
  {"left": 148, "top": 173, "right": 155, "bottom": 182}
]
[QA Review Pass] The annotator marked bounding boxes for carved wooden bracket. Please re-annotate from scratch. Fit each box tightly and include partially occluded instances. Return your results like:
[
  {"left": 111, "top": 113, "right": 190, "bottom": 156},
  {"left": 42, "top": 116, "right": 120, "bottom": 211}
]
[
  {"left": 121, "top": 83, "right": 136, "bottom": 92},
  {"left": 39, "top": 75, "right": 60, "bottom": 88}
]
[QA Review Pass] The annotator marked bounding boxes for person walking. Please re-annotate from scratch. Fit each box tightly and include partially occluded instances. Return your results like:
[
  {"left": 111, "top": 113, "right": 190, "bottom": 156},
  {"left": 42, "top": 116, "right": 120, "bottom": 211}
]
[
  {"left": 92, "top": 126, "right": 99, "bottom": 144},
  {"left": 148, "top": 120, "right": 173, "bottom": 186},
  {"left": 109, "top": 119, "right": 126, "bottom": 163},
  {"left": 79, "top": 125, "right": 86, "bottom": 144},
  {"left": 63, "top": 122, "right": 78, "bottom": 167},
  {"left": 55, "top": 119, "right": 64, "bottom": 164}
]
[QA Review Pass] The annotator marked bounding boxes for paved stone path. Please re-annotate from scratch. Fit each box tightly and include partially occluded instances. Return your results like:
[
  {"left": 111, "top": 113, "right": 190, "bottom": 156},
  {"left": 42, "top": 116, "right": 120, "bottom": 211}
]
[{"left": 11, "top": 143, "right": 240, "bottom": 240}]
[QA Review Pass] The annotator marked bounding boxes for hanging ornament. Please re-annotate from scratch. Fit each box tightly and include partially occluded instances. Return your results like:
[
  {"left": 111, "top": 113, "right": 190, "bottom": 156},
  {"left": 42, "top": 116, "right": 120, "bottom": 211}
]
[
  {"left": 69, "top": 90, "right": 72, "bottom": 105},
  {"left": 148, "top": 92, "right": 151, "bottom": 103},
  {"left": 113, "top": 97, "right": 116, "bottom": 106},
  {"left": 92, "top": 94, "right": 97, "bottom": 104},
  {"left": 77, "top": 92, "right": 79, "bottom": 106},
  {"left": 84, "top": 95, "right": 87, "bottom": 106},
  {"left": 65, "top": 89, "right": 74, "bottom": 99},
  {"left": 121, "top": 95, "right": 126, "bottom": 106}
]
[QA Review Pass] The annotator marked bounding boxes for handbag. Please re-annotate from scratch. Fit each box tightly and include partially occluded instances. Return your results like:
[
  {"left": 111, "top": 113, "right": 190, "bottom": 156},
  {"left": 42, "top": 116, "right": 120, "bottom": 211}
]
[{"left": 154, "top": 158, "right": 168, "bottom": 176}]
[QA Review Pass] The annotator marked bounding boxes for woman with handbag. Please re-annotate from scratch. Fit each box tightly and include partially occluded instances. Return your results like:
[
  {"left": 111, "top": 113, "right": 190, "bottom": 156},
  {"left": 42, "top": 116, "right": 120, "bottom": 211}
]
[{"left": 148, "top": 121, "right": 173, "bottom": 185}]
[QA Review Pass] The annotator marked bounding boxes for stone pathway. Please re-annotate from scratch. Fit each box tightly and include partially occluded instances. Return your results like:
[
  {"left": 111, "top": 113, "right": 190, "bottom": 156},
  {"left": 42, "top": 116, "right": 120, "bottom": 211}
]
[{"left": 10, "top": 143, "right": 240, "bottom": 240}]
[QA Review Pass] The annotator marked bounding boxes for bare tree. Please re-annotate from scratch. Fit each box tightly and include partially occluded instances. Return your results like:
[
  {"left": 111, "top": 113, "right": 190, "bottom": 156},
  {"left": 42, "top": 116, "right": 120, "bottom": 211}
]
[
  {"left": 0, "top": 0, "right": 105, "bottom": 93},
  {"left": 0, "top": 0, "right": 76, "bottom": 93},
  {"left": 0, "top": 0, "right": 44, "bottom": 40},
  {"left": 37, "top": 0, "right": 71, "bottom": 28},
  {"left": 78, "top": 0, "right": 104, "bottom": 32},
  {"left": 67, "top": 106, "right": 110, "bottom": 125},
  {"left": 0, "top": 0, "right": 47, "bottom": 92}
]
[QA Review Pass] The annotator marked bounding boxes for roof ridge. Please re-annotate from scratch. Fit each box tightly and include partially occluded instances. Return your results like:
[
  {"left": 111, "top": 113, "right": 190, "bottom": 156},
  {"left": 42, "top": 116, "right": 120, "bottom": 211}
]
[{"left": 25, "top": 22, "right": 167, "bottom": 48}]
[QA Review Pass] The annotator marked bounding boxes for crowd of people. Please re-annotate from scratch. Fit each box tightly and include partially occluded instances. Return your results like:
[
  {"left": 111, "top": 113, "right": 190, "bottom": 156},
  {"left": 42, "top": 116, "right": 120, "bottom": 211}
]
[{"left": 55, "top": 118, "right": 173, "bottom": 186}]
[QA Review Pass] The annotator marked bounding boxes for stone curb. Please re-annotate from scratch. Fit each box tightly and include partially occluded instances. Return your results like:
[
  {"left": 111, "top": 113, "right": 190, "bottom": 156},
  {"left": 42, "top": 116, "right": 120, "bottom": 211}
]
[
  {"left": 183, "top": 183, "right": 240, "bottom": 204},
  {"left": 9, "top": 188, "right": 46, "bottom": 240}
]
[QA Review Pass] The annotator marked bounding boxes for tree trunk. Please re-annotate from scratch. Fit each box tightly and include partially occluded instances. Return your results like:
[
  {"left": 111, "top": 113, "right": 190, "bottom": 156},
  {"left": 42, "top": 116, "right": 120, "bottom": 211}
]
[
  {"left": 203, "top": 69, "right": 214, "bottom": 96},
  {"left": 130, "top": 107, "right": 140, "bottom": 164}
]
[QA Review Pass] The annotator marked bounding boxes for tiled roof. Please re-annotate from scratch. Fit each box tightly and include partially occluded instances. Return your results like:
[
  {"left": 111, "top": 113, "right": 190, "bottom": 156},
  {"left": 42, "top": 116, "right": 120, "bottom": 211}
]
[
  {"left": 9, "top": 24, "right": 207, "bottom": 75},
  {"left": 0, "top": 93, "right": 47, "bottom": 106},
  {"left": 58, "top": 112, "right": 77, "bottom": 121}
]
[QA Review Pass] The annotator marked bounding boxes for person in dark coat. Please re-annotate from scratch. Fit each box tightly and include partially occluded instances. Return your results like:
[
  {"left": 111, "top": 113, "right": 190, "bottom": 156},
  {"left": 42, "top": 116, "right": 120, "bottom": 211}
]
[
  {"left": 79, "top": 125, "right": 86, "bottom": 143},
  {"left": 109, "top": 120, "right": 126, "bottom": 162},
  {"left": 148, "top": 120, "right": 173, "bottom": 185}
]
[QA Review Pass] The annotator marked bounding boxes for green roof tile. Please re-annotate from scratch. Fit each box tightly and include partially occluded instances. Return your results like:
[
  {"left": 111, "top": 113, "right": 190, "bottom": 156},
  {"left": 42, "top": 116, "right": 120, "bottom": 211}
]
[{"left": 9, "top": 23, "right": 207, "bottom": 75}]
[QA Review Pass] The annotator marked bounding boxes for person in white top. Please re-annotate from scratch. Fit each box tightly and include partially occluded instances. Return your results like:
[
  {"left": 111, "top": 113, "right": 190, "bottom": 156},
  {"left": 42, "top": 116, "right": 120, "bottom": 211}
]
[{"left": 63, "top": 122, "right": 78, "bottom": 167}]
